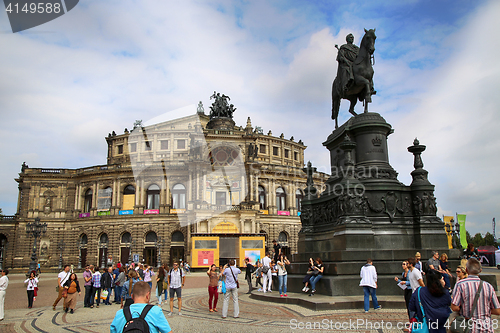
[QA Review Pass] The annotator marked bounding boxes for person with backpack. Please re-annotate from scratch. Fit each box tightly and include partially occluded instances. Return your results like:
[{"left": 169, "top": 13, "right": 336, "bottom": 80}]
[
  {"left": 244, "top": 258, "right": 255, "bottom": 294},
  {"left": 221, "top": 259, "right": 241, "bottom": 319},
  {"left": 167, "top": 262, "right": 185, "bottom": 316},
  {"left": 110, "top": 281, "right": 171, "bottom": 333},
  {"left": 261, "top": 252, "right": 272, "bottom": 293}
]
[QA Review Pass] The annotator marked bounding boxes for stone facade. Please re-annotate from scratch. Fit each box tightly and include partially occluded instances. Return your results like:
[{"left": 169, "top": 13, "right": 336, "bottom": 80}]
[{"left": 0, "top": 108, "right": 327, "bottom": 269}]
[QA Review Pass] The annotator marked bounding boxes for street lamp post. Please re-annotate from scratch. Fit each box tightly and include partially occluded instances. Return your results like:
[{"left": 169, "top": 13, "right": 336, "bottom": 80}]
[
  {"left": 100, "top": 243, "right": 108, "bottom": 269},
  {"left": 78, "top": 242, "right": 84, "bottom": 269},
  {"left": 445, "top": 218, "right": 460, "bottom": 249},
  {"left": 25, "top": 218, "right": 47, "bottom": 272},
  {"left": 57, "top": 239, "right": 65, "bottom": 270},
  {"left": 155, "top": 236, "right": 165, "bottom": 268},
  {"left": 0, "top": 239, "right": 7, "bottom": 270}
]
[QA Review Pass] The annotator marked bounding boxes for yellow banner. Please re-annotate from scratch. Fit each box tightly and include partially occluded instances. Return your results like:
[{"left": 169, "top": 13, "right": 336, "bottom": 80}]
[{"left": 443, "top": 216, "right": 454, "bottom": 249}]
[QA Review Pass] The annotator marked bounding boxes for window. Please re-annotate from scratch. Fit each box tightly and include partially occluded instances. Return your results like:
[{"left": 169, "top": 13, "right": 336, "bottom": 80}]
[
  {"left": 195, "top": 240, "right": 217, "bottom": 249},
  {"left": 161, "top": 140, "right": 168, "bottom": 150},
  {"left": 145, "top": 141, "right": 152, "bottom": 151},
  {"left": 276, "top": 187, "right": 286, "bottom": 211},
  {"left": 97, "top": 187, "right": 112, "bottom": 211},
  {"left": 121, "top": 232, "right": 131, "bottom": 244},
  {"left": 84, "top": 189, "right": 92, "bottom": 213},
  {"left": 146, "top": 184, "right": 160, "bottom": 209},
  {"left": 80, "top": 234, "right": 88, "bottom": 245},
  {"left": 258, "top": 186, "right": 266, "bottom": 209},
  {"left": 259, "top": 144, "right": 266, "bottom": 154},
  {"left": 145, "top": 231, "right": 157, "bottom": 243},
  {"left": 296, "top": 189, "right": 303, "bottom": 212},
  {"left": 172, "top": 183, "right": 186, "bottom": 209},
  {"left": 177, "top": 140, "right": 185, "bottom": 149},
  {"left": 99, "top": 233, "right": 109, "bottom": 244},
  {"left": 130, "top": 143, "right": 137, "bottom": 153},
  {"left": 122, "top": 185, "right": 135, "bottom": 210},
  {"left": 294, "top": 152, "right": 298, "bottom": 160},
  {"left": 284, "top": 149, "right": 289, "bottom": 158},
  {"left": 273, "top": 147, "right": 279, "bottom": 156},
  {"left": 172, "top": 231, "right": 184, "bottom": 242},
  {"left": 242, "top": 240, "right": 263, "bottom": 249},
  {"left": 216, "top": 192, "right": 226, "bottom": 206},
  {"left": 117, "top": 145, "right": 123, "bottom": 154}
]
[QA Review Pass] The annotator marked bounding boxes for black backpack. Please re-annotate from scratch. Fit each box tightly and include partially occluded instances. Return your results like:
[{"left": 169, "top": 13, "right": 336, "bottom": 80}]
[{"left": 122, "top": 304, "right": 153, "bottom": 333}]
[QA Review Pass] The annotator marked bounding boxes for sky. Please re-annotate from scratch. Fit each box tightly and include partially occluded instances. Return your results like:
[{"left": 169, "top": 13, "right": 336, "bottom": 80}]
[{"left": 1, "top": 0, "right": 499, "bottom": 237}]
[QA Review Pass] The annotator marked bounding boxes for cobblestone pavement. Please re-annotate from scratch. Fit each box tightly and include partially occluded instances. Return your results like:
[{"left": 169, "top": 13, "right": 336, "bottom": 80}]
[{"left": 1, "top": 269, "right": 499, "bottom": 333}]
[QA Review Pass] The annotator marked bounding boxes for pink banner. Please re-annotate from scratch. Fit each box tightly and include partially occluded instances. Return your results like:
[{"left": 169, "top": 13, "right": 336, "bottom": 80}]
[
  {"left": 79, "top": 212, "right": 90, "bottom": 218},
  {"left": 143, "top": 209, "right": 159, "bottom": 215},
  {"left": 277, "top": 211, "right": 290, "bottom": 216}
]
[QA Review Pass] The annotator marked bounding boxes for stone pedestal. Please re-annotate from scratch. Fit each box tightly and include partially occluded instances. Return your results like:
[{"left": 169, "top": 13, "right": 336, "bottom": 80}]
[{"left": 290, "top": 113, "right": 471, "bottom": 296}]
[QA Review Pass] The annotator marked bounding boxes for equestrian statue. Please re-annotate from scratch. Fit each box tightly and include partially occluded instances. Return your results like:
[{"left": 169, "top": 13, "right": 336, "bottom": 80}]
[{"left": 331, "top": 29, "right": 377, "bottom": 129}]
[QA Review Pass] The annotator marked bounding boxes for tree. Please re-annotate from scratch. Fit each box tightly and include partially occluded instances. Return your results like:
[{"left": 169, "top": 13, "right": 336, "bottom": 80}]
[
  {"left": 472, "top": 233, "right": 485, "bottom": 247},
  {"left": 0, "top": 208, "right": 3, "bottom": 217},
  {"left": 484, "top": 232, "right": 495, "bottom": 246}
]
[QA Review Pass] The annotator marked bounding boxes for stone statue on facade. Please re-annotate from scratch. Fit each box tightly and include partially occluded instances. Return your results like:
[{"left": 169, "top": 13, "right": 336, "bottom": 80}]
[
  {"left": 331, "top": 29, "right": 377, "bottom": 129},
  {"left": 209, "top": 91, "right": 236, "bottom": 119}
]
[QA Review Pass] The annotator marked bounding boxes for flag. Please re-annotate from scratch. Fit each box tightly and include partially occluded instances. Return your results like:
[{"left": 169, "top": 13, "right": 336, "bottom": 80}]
[
  {"left": 443, "top": 216, "right": 454, "bottom": 249},
  {"left": 457, "top": 214, "right": 467, "bottom": 248}
]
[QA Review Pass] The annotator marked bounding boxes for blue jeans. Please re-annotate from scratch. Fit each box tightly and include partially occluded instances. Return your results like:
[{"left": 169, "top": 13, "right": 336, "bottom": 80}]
[
  {"left": 309, "top": 275, "right": 323, "bottom": 291},
  {"left": 363, "top": 286, "right": 379, "bottom": 311},
  {"left": 114, "top": 285, "right": 122, "bottom": 303},
  {"left": 106, "top": 287, "right": 112, "bottom": 304},
  {"left": 147, "top": 281, "right": 152, "bottom": 288},
  {"left": 278, "top": 274, "right": 288, "bottom": 295},
  {"left": 442, "top": 273, "right": 450, "bottom": 288}
]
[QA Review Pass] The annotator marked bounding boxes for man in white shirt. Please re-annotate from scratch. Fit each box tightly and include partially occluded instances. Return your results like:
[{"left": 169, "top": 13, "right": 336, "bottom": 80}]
[
  {"left": 406, "top": 257, "right": 424, "bottom": 293},
  {"left": 261, "top": 252, "right": 272, "bottom": 293},
  {"left": 359, "top": 259, "right": 381, "bottom": 313},
  {"left": 53, "top": 265, "right": 71, "bottom": 311},
  {"left": 0, "top": 269, "right": 9, "bottom": 321},
  {"left": 167, "top": 262, "right": 185, "bottom": 315}
]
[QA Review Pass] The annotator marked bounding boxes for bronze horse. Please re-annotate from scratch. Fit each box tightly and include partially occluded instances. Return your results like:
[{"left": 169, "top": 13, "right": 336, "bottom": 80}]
[{"left": 332, "top": 29, "right": 376, "bottom": 128}]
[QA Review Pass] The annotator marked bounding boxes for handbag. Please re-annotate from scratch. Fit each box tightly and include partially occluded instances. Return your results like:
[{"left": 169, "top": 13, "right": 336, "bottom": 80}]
[
  {"left": 62, "top": 288, "right": 68, "bottom": 298},
  {"left": 450, "top": 281, "right": 483, "bottom": 333},
  {"left": 34, "top": 287, "right": 38, "bottom": 297},
  {"left": 220, "top": 280, "right": 226, "bottom": 294},
  {"left": 163, "top": 281, "right": 169, "bottom": 290},
  {"left": 217, "top": 280, "right": 223, "bottom": 293},
  {"left": 230, "top": 267, "right": 239, "bottom": 289},
  {"left": 101, "top": 289, "right": 108, "bottom": 300},
  {"left": 411, "top": 288, "right": 429, "bottom": 333}
]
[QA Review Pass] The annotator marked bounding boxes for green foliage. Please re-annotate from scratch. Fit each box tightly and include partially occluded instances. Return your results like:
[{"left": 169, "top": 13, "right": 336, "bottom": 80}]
[
  {"left": 0, "top": 208, "right": 3, "bottom": 217},
  {"left": 472, "top": 233, "right": 485, "bottom": 247},
  {"left": 484, "top": 232, "right": 496, "bottom": 246}
]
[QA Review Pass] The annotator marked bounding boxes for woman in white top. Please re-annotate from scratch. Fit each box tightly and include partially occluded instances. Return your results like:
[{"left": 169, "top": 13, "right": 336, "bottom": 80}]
[
  {"left": 277, "top": 254, "right": 290, "bottom": 297},
  {"left": 24, "top": 271, "right": 39, "bottom": 308}
]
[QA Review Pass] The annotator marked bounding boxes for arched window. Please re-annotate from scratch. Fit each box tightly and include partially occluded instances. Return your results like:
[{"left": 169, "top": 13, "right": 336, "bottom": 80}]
[
  {"left": 172, "top": 231, "right": 184, "bottom": 243},
  {"left": 146, "top": 184, "right": 160, "bottom": 210},
  {"left": 172, "top": 184, "right": 186, "bottom": 209},
  {"left": 145, "top": 231, "right": 157, "bottom": 243},
  {"left": 121, "top": 232, "right": 131, "bottom": 244},
  {"left": 122, "top": 185, "right": 135, "bottom": 210},
  {"left": 79, "top": 234, "right": 88, "bottom": 245},
  {"left": 84, "top": 189, "right": 93, "bottom": 213},
  {"left": 258, "top": 186, "right": 266, "bottom": 210},
  {"left": 99, "top": 233, "right": 108, "bottom": 244},
  {"left": 278, "top": 231, "right": 288, "bottom": 243},
  {"left": 295, "top": 189, "right": 303, "bottom": 212},
  {"left": 276, "top": 187, "right": 286, "bottom": 211},
  {"left": 99, "top": 187, "right": 112, "bottom": 210}
]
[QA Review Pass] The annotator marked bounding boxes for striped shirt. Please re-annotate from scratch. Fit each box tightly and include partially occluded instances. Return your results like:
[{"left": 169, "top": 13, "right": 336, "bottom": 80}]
[
  {"left": 451, "top": 275, "right": 500, "bottom": 333},
  {"left": 92, "top": 272, "right": 101, "bottom": 288}
]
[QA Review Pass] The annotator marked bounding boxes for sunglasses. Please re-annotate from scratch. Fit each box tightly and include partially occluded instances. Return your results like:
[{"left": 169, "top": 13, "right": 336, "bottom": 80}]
[
  {"left": 456, "top": 270, "right": 463, "bottom": 273},
  {"left": 402, "top": 263, "right": 407, "bottom": 265}
]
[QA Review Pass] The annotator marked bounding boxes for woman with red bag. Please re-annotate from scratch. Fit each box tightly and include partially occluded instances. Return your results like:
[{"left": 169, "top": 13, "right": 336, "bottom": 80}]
[{"left": 24, "top": 271, "right": 38, "bottom": 308}]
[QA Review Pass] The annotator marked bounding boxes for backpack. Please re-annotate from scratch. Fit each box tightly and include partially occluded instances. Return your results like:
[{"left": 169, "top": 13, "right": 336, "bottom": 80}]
[
  {"left": 262, "top": 266, "right": 269, "bottom": 274},
  {"left": 122, "top": 304, "right": 153, "bottom": 333},
  {"left": 169, "top": 268, "right": 184, "bottom": 281}
]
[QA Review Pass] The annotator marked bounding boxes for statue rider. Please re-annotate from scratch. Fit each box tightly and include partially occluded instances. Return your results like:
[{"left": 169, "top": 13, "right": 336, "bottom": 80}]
[{"left": 336, "top": 33, "right": 359, "bottom": 94}]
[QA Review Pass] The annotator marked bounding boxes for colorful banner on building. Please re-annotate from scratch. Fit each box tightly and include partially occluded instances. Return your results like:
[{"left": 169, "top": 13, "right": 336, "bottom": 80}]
[
  {"left": 119, "top": 210, "right": 133, "bottom": 215},
  {"left": 457, "top": 214, "right": 467, "bottom": 249},
  {"left": 443, "top": 216, "right": 454, "bottom": 249},
  {"left": 197, "top": 250, "right": 214, "bottom": 266},
  {"left": 144, "top": 209, "right": 159, "bottom": 215},
  {"left": 277, "top": 211, "right": 290, "bottom": 216}
]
